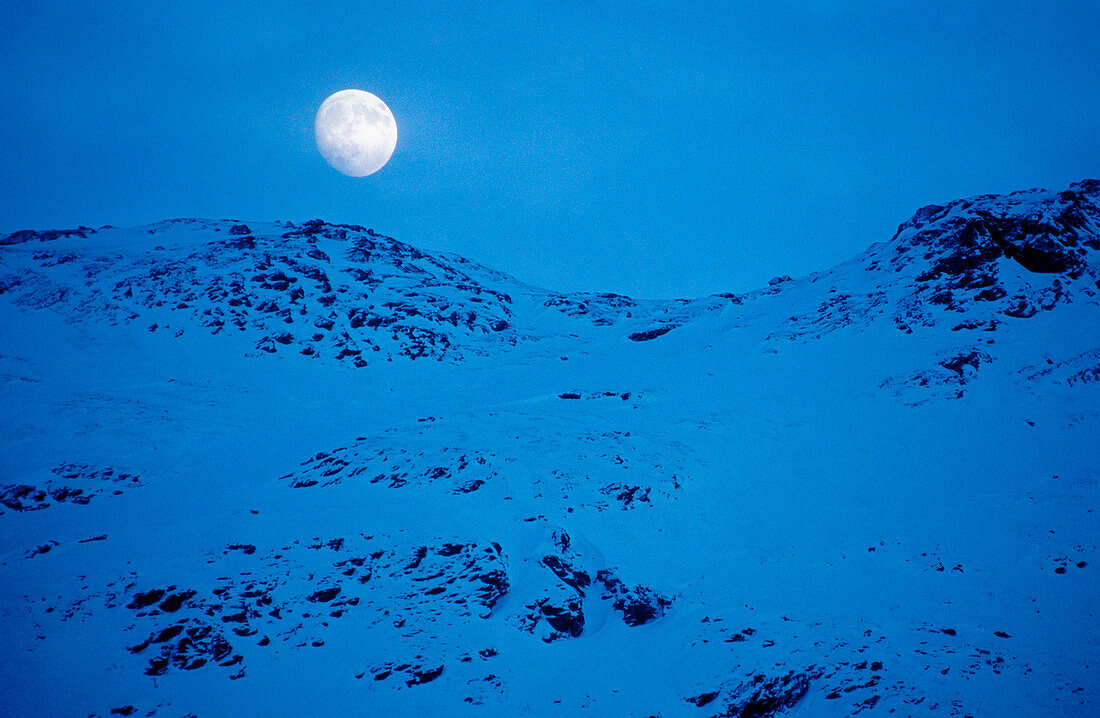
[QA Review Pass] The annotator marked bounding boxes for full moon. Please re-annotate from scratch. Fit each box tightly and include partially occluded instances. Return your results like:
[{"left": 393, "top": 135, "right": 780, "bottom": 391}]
[{"left": 314, "top": 89, "right": 398, "bottom": 177}]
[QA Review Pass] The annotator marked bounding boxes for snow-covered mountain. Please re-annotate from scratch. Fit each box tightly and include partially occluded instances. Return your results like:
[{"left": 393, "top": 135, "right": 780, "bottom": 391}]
[{"left": 1, "top": 180, "right": 1098, "bottom": 717}]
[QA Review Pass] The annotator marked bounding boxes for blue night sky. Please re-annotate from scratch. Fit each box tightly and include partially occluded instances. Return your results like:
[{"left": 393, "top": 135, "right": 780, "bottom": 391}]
[{"left": 1, "top": 1, "right": 1097, "bottom": 298}]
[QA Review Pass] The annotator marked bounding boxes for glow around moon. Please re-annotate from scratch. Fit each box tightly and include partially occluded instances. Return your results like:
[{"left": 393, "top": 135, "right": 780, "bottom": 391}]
[{"left": 314, "top": 90, "right": 397, "bottom": 177}]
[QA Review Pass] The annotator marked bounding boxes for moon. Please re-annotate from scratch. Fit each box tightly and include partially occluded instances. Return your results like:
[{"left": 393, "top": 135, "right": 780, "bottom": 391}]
[{"left": 314, "top": 89, "right": 398, "bottom": 177}]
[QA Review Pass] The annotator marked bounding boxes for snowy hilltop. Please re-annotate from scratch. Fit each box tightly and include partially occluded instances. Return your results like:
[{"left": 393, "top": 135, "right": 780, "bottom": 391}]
[{"left": 1, "top": 180, "right": 1098, "bottom": 717}]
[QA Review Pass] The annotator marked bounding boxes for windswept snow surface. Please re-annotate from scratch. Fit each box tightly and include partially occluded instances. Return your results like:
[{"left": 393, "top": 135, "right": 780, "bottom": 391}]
[{"left": 1, "top": 182, "right": 1099, "bottom": 717}]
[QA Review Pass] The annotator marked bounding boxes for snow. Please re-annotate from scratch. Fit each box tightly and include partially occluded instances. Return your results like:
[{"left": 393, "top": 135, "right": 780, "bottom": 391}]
[{"left": 1, "top": 182, "right": 1098, "bottom": 717}]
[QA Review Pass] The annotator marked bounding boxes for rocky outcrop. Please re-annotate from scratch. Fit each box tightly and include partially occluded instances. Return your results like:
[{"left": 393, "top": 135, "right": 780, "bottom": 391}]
[
  {"left": 769, "top": 180, "right": 1100, "bottom": 343},
  {"left": 1, "top": 226, "right": 97, "bottom": 245}
]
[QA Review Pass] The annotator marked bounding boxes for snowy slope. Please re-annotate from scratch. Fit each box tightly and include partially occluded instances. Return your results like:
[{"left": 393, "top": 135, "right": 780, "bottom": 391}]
[{"left": 1, "top": 180, "right": 1098, "bottom": 718}]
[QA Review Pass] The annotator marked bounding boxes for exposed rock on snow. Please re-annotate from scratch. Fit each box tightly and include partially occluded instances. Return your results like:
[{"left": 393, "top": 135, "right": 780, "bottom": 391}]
[{"left": 2, "top": 180, "right": 1098, "bottom": 717}]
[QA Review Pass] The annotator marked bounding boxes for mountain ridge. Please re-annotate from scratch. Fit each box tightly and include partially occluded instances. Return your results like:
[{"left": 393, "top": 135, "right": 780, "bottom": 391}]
[{"left": 1, "top": 179, "right": 1098, "bottom": 365}]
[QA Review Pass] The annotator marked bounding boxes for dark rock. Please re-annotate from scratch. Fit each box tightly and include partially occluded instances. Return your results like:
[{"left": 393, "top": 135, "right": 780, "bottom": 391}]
[
  {"left": 307, "top": 587, "right": 341, "bottom": 602},
  {"left": 455, "top": 479, "right": 485, "bottom": 493},
  {"left": 438, "top": 543, "right": 464, "bottom": 556},
  {"left": 975, "top": 286, "right": 1007, "bottom": 301},
  {"left": 603, "top": 483, "right": 651, "bottom": 508},
  {"left": 541, "top": 555, "right": 591, "bottom": 594},
  {"left": 540, "top": 598, "right": 585, "bottom": 638},
  {"left": 629, "top": 325, "right": 677, "bottom": 342},
  {"left": 1, "top": 229, "right": 38, "bottom": 245},
  {"left": 139, "top": 621, "right": 236, "bottom": 676},
  {"left": 406, "top": 665, "right": 444, "bottom": 686},
  {"left": 686, "top": 691, "right": 719, "bottom": 707},
  {"left": 929, "top": 289, "right": 953, "bottom": 305},
  {"left": 473, "top": 570, "right": 509, "bottom": 613},
  {"left": 226, "top": 235, "right": 256, "bottom": 249},
  {"left": 939, "top": 351, "right": 990, "bottom": 376},
  {"left": 159, "top": 590, "right": 195, "bottom": 612},
  {"left": 1010, "top": 235, "right": 1078, "bottom": 274},
  {"left": 597, "top": 570, "right": 671, "bottom": 626},
  {"left": 1003, "top": 297, "right": 1038, "bottom": 318},
  {"left": 152, "top": 625, "right": 184, "bottom": 643},
  {"left": 726, "top": 671, "right": 811, "bottom": 718},
  {"left": 407, "top": 546, "right": 428, "bottom": 569},
  {"left": 2, "top": 227, "right": 91, "bottom": 245},
  {"left": 128, "top": 589, "right": 166, "bottom": 609}
]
